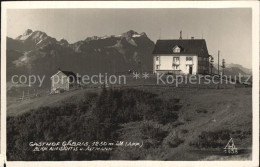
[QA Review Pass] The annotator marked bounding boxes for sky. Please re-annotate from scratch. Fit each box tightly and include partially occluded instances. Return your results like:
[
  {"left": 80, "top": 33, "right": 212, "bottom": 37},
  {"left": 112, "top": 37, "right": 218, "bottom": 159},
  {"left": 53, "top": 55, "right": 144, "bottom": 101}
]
[{"left": 7, "top": 8, "right": 252, "bottom": 68}]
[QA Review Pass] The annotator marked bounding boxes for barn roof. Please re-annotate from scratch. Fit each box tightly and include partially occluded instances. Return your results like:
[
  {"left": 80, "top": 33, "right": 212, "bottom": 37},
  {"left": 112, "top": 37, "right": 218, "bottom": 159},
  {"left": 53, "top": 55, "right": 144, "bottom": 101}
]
[
  {"left": 50, "top": 70, "right": 77, "bottom": 78},
  {"left": 60, "top": 70, "right": 77, "bottom": 77},
  {"left": 152, "top": 39, "right": 208, "bottom": 55}
]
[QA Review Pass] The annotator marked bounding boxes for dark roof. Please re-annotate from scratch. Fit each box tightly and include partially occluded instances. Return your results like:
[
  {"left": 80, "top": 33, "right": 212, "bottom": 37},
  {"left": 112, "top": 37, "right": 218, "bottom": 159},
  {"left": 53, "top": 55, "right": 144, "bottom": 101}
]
[
  {"left": 60, "top": 70, "right": 77, "bottom": 77},
  {"left": 152, "top": 39, "right": 208, "bottom": 55}
]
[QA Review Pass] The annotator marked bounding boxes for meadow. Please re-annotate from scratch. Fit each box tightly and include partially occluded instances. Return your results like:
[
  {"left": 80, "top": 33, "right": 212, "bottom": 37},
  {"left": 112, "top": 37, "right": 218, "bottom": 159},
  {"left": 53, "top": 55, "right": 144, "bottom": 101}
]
[{"left": 6, "top": 80, "right": 252, "bottom": 160}]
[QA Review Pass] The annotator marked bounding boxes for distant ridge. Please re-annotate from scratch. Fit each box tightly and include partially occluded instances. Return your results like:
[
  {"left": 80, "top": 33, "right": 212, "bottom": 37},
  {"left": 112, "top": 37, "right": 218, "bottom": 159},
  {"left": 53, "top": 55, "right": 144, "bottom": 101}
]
[{"left": 7, "top": 29, "right": 155, "bottom": 87}]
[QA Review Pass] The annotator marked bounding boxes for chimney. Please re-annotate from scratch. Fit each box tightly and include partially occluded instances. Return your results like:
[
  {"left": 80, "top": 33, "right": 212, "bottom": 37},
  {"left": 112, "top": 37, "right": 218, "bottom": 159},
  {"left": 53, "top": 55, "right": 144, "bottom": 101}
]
[
  {"left": 191, "top": 37, "right": 194, "bottom": 40},
  {"left": 179, "top": 31, "right": 182, "bottom": 39}
]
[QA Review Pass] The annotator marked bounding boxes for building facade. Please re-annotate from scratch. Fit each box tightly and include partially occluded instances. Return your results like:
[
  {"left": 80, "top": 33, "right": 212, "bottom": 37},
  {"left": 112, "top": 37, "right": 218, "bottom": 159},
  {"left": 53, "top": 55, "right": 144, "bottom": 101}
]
[
  {"left": 50, "top": 70, "right": 79, "bottom": 94},
  {"left": 153, "top": 39, "right": 210, "bottom": 75}
]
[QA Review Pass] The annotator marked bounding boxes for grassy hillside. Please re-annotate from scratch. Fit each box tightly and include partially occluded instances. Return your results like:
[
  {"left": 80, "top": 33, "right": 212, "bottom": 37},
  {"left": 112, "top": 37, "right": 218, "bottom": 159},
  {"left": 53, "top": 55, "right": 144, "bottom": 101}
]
[
  {"left": 7, "top": 88, "right": 99, "bottom": 117},
  {"left": 110, "top": 87, "right": 252, "bottom": 160},
  {"left": 7, "top": 87, "right": 252, "bottom": 160}
]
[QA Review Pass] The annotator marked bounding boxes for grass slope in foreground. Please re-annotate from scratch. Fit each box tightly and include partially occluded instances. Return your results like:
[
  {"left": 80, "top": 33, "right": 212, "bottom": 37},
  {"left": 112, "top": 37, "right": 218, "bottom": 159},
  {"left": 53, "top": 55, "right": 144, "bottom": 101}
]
[{"left": 7, "top": 87, "right": 252, "bottom": 160}]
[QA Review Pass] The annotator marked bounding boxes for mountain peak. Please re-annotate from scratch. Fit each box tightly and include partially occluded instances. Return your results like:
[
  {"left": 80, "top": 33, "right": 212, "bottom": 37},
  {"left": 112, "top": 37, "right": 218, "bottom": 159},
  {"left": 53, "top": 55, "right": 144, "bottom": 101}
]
[
  {"left": 59, "top": 38, "right": 69, "bottom": 45},
  {"left": 140, "top": 32, "right": 147, "bottom": 37},
  {"left": 23, "top": 29, "right": 33, "bottom": 36},
  {"left": 121, "top": 30, "right": 147, "bottom": 38},
  {"left": 122, "top": 30, "right": 138, "bottom": 38},
  {"left": 16, "top": 29, "right": 49, "bottom": 40},
  {"left": 16, "top": 29, "right": 34, "bottom": 40},
  {"left": 13, "top": 29, "right": 58, "bottom": 49},
  {"left": 127, "top": 30, "right": 138, "bottom": 35}
]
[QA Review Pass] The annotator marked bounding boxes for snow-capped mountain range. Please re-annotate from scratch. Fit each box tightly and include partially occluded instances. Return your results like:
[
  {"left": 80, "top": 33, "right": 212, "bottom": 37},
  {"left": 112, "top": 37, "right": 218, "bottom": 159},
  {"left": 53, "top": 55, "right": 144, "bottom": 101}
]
[
  {"left": 6, "top": 29, "right": 251, "bottom": 88},
  {"left": 7, "top": 29, "right": 154, "bottom": 87}
]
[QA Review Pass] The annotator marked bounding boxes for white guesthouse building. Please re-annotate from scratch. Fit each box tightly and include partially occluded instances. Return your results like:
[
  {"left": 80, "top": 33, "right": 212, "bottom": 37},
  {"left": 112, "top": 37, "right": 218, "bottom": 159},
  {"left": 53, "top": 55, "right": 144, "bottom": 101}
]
[{"left": 153, "top": 39, "right": 210, "bottom": 75}]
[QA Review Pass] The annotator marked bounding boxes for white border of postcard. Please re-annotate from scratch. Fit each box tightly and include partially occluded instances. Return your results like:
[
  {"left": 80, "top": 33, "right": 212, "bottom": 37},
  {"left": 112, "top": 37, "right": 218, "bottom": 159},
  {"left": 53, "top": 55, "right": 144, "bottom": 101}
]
[{"left": 1, "top": 1, "right": 259, "bottom": 167}]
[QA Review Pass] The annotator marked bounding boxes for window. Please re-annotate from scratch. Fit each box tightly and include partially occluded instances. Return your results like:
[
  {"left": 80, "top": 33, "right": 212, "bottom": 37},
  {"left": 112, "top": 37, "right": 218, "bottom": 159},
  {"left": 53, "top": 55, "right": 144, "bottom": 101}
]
[
  {"left": 186, "top": 57, "right": 193, "bottom": 61},
  {"left": 156, "top": 56, "right": 159, "bottom": 61},
  {"left": 173, "top": 45, "right": 181, "bottom": 53},
  {"left": 175, "top": 48, "right": 180, "bottom": 53},
  {"left": 173, "top": 65, "right": 179, "bottom": 70},
  {"left": 156, "top": 65, "right": 160, "bottom": 70},
  {"left": 173, "top": 57, "right": 179, "bottom": 62}
]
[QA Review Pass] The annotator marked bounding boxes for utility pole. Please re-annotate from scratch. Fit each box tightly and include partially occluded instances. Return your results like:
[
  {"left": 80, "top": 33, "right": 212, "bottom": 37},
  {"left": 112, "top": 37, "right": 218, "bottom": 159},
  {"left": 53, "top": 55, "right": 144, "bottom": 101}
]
[
  {"left": 218, "top": 50, "right": 220, "bottom": 75},
  {"left": 222, "top": 59, "right": 226, "bottom": 75},
  {"left": 210, "top": 55, "right": 214, "bottom": 74}
]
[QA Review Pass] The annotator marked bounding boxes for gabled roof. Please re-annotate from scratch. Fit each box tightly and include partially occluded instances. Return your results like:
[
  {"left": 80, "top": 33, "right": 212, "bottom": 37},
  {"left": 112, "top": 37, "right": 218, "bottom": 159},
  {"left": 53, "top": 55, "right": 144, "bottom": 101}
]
[
  {"left": 172, "top": 45, "right": 183, "bottom": 52},
  {"left": 153, "top": 39, "right": 208, "bottom": 56},
  {"left": 60, "top": 70, "right": 77, "bottom": 77},
  {"left": 50, "top": 70, "right": 77, "bottom": 78}
]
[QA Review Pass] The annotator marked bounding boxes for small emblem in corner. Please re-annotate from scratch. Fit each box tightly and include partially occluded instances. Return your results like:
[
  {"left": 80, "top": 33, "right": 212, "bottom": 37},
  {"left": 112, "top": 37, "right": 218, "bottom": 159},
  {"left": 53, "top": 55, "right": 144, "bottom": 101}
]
[{"left": 223, "top": 138, "right": 238, "bottom": 154}]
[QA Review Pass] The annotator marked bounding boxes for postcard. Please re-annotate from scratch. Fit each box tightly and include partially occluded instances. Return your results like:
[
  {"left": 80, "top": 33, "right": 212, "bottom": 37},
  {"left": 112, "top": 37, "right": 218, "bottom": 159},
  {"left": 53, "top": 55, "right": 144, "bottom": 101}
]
[{"left": 1, "top": 1, "right": 259, "bottom": 167}]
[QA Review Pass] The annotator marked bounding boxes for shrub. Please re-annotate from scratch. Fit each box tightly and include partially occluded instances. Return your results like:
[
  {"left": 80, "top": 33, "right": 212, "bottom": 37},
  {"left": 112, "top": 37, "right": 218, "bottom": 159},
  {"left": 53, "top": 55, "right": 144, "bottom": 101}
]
[
  {"left": 190, "top": 130, "right": 231, "bottom": 149},
  {"left": 94, "top": 88, "right": 180, "bottom": 125},
  {"left": 156, "top": 110, "right": 179, "bottom": 125},
  {"left": 181, "top": 129, "right": 188, "bottom": 134},
  {"left": 7, "top": 88, "right": 180, "bottom": 160},
  {"left": 140, "top": 121, "right": 168, "bottom": 149},
  {"left": 164, "top": 131, "right": 184, "bottom": 148},
  {"left": 169, "top": 98, "right": 180, "bottom": 103},
  {"left": 196, "top": 108, "right": 208, "bottom": 113}
]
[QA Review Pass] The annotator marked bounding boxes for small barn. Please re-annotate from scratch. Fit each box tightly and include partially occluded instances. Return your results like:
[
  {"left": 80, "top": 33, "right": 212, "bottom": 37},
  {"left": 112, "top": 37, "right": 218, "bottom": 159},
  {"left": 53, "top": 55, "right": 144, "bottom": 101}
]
[{"left": 50, "top": 69, "right": 80, "bottom": 94}]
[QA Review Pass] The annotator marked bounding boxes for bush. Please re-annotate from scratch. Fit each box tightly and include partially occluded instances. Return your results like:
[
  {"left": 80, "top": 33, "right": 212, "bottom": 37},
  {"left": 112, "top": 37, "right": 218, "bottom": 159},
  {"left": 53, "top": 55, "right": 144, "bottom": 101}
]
[
  {"left": 156, "top": 110, "right": 178, "bottom": 125},
  {"left": 140, "top": 121, "right": 168, "bottom": 149},
  {"left": 196, "top": 108, "right": 208, "bottom": 114},
  {"left": 181, "top": 129, "right": 188, "bottom": 134},
  {"left": 164, "top": 131, "right": 184, "bottom": 148},
  {"left": 189, "top": 130, "right": 231, "bottom": 149},
  {"left": 94, "top": 88, "right": 180, "bottom": 125},
  {"left": 7, "top": 88, "right": 180, "bottom": 160},
  {"left": 169, "top": 98, "right": 180, "bottom": 103}
]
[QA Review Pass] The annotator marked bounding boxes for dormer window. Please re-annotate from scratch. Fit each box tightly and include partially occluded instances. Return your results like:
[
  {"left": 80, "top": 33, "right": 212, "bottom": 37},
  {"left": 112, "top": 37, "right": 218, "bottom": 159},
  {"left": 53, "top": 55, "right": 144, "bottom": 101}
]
[{"left": 173, "top": 45, "right": 181, "bottom": 53}]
